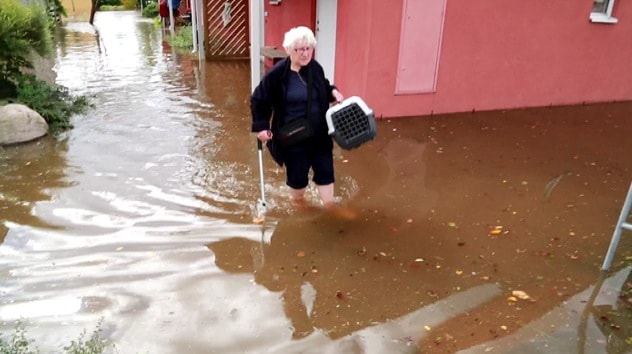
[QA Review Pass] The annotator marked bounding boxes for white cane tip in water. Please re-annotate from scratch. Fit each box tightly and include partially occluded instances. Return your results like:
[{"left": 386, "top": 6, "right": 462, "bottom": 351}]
[
  {"left": 253, "top": 201, "right": 266, "bottom": 224},
  {"left": 253, "top": 215, "right": 265, "bottom": 224}
]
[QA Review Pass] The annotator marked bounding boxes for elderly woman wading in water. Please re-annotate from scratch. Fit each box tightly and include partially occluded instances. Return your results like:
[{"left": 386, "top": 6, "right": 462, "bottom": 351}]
[{"left": 251, "top": 26, "right": 354, "bottom": 216}]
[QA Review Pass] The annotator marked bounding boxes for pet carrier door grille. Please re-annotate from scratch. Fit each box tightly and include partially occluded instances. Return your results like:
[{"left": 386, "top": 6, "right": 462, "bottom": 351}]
[{"left": 326, "top": 96, "right": 376, "bottom": 150}]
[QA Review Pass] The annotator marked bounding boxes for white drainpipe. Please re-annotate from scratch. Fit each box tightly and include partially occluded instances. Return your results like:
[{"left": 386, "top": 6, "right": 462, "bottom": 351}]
[{"left": 249, "top": 0, "right": 264, "bottom": 92}]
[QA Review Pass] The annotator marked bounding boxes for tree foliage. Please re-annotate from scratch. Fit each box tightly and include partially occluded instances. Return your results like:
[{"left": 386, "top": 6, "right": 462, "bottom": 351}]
[{"left": 0, "top": 0, "right": 53, "bottom": 98}]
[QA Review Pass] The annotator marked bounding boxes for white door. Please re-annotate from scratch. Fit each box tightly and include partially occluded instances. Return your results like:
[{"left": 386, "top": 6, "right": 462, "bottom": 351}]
[{"left": 315, "top": 0, "right": 337, "bottom": 83}]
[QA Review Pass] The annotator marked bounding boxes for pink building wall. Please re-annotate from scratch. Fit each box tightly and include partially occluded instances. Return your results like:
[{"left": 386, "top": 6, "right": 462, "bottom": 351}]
[
  {"left": 263, "top": 0, "right": 315, "bottom": 51},
  {"left": 338, "top": 0, "right": 632, "bottom": 118},
  {"left": 263, "top": 0, "right": 632, "bottom": 118}
]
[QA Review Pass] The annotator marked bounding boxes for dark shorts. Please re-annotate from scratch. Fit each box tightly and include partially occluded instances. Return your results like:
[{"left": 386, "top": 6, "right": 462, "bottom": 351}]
[{"left": 283, "top": 147, "right": 334, "bottom": 189}]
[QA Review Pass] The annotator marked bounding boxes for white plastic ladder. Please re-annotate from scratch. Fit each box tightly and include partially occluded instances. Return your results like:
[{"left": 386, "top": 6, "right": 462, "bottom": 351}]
[{"left": 601, "top": 182, "right": 632, "bottom": 271}]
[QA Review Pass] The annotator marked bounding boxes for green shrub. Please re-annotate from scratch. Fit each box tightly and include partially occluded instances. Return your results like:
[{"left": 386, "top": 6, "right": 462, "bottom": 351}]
[
  {"left": 0, "top": 322, "right": 39, "bottom": 354},
  {"left": 166, "top": 25, "right": 193, "bottom": 49},
  {"left": 97, "top": 0, "right": 121, "bottom": 7},
  {"left": 0, "top": 319, "right": 111, "bottom": 354},
  {"left": 47, "top": 0, "right": 67, "bottom": 24},
  {"left": 142, "top": 1, "right": 158, "bottom": 18},
  {"left": 121, "top": 0, "right": 136, "bottom": 10},
  {"left": 15, "top": 74, "right": 91, "bottom": 134},
  {"left": 62, "top": 319, "right": 109, "bottom": 354},
  {"left": 98, "top": 5, "right": 124, "bottom": 11},
  {"left": 0, "top": 0, "right": 53, "bottom": 99}
]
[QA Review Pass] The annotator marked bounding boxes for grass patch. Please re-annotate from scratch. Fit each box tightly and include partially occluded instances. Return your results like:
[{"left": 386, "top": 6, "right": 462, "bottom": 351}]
[
  {"left": 164, "top": 25, "right": 193, "bottom": 50},
  {"left": 0, "top": 321, "right": 38, "bottom": 354},
  {"left": 0, "top": 319, "right": 112, "bottom": 354},
  {"left": 98, "top": 5, "right": 125, "bottom": 11}
]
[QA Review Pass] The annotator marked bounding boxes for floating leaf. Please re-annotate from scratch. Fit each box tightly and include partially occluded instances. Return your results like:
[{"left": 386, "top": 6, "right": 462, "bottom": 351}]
[
  {"left": 512, "top": 290, "right": 530, "bottom": 300},
  {"left": 489, "top": 226, "right": 503, "bottom": 235}
]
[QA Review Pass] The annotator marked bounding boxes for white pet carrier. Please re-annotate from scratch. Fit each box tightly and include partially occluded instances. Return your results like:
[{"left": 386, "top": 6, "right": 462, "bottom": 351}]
[{"left": 325, "top": 96, "right": 376, "bottom": 150}]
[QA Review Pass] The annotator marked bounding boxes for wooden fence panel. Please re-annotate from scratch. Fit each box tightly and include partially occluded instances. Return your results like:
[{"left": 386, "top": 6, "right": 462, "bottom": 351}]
[{"left": 204, "top": 0, "right": 249, "bottom": 59}]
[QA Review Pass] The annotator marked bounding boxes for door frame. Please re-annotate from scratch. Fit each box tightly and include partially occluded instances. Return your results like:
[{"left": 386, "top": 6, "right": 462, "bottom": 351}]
[{"left": 315, "top": 0, "right": 337, "bottom": 83}]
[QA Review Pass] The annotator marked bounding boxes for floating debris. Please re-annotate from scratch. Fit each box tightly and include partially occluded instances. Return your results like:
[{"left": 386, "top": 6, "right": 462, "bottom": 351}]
[{"left": 543, "top": 171, "right": 572, "bottom": 200}]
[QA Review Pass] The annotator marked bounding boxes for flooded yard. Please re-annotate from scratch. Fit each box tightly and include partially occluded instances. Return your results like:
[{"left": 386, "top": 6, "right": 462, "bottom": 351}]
[{"left": 1, "top": 11, "right": 630, "bottom": 354}]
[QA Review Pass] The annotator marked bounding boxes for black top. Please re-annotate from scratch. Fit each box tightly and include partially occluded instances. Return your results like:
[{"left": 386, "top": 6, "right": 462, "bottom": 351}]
[
  {"left": 284, "top": 71, "right": 321, "bottom": 126},
  {"left": 251, "top": 57, "right": 337, "bottom": 165}
]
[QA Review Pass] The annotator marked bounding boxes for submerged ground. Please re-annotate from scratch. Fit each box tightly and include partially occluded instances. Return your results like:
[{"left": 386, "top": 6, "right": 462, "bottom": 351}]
[{"left": 1, "top": 11, "right": 630, "bottom": 354}]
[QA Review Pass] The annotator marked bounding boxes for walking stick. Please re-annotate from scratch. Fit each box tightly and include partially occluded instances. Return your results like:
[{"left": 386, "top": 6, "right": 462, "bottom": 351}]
[{"left": 254, "top": 139, "right": 267, "bottom": 223}]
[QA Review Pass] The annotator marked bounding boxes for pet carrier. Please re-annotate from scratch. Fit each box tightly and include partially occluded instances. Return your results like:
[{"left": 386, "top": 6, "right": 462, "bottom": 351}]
[{"left": 325, "top": 96, "right": 376, "bottom": 150}]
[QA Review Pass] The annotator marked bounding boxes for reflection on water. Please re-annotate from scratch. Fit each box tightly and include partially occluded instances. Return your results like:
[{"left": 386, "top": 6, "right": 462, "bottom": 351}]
[
  {"left": 0, "top": 137, "right": 72, "bottom": 243},
  {"left": 1, "top": 10, "right": 631, "bottom": 354}
]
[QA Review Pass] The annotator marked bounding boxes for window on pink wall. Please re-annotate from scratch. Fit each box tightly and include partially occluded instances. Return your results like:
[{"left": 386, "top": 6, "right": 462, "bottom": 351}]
[
  {"left": 395, "top": 0, "right": 447, "bottom": 94},
  {"left": 590, "top": 0, "right": 618, "bottom": 24}
]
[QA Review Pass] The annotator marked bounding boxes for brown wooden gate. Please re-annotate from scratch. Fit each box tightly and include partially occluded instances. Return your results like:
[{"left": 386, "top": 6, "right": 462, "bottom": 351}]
[{"left": 204, "top": 0, "right": 249, "bottom": 59}]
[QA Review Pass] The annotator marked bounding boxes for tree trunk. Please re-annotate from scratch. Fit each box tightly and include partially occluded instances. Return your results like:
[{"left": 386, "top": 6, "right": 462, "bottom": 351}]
[{"left": 89, "top": 0, "right": 98, "bottom": 24}]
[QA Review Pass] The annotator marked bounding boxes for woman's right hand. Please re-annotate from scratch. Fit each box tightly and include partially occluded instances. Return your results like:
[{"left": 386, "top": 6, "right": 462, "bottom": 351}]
[{"left": 257, "top": 130, "right": 273, "bottom": 142}]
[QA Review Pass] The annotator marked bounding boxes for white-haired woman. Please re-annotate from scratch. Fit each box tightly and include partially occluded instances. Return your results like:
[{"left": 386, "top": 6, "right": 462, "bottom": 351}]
[{"left": 251, "top": 26, "right": 345, "bottom": 210}]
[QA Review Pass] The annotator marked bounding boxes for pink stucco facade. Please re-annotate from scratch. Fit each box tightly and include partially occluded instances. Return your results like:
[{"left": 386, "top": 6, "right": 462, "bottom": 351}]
[{"left": 263, "top": 0, "right": 632, "bottom": 118}]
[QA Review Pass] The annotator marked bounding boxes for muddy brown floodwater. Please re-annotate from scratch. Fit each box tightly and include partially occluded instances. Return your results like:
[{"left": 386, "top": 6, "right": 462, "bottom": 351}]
[{"left": 1, "top": 10, "right": 630, "bottom": 354}]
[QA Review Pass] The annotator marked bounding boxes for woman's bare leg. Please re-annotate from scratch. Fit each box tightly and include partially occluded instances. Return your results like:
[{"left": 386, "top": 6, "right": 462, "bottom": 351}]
[
  {"left": 318, "top": 183, "right": 356, "bottom": 219},
  {"left": 316, "top": 183, "right": 335, "bottom": 206},
  {"left": 290, "top": 187, "right": 307, "bottom": 206}
]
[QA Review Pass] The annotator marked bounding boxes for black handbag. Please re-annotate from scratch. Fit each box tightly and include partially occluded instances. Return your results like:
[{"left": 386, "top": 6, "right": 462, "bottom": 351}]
[
  {"left": 276, "top": 117, "right": 313, "bottom": 147},
  {"left": 275, "top": 68, "right": 314, "bottom": 148}
]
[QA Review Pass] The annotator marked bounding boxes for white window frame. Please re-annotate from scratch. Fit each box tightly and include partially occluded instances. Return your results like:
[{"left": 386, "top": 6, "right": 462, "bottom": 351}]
[{"left": 590, "top": 0, "right": 618, "bottom": 24}]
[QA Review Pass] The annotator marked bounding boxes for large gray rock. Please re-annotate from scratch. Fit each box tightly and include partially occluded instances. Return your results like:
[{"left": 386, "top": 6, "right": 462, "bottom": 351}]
[{"left": 0, "top": 103, "right": 49, "bottom": 145}]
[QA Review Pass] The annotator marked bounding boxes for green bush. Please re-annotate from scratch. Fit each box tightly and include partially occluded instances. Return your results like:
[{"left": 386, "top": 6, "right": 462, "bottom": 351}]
[
  {"left": 0, "top": 0, "right": 88, "bottom": 135},
  {"left": 97, "top": 0, "right": 121, "bottom": 7},
  {"left": 47, "top": 0, "right": 67, "bottom": 24},
  {"left": 62, "top": 320, "right": 109, "bottom": 354},
  {"left": 98, "top": 5, "right": 124, "bottom": 11},
  {"left": 0, "top": 319, "right": 111, "bottom": 354},
  {"left": 142, "top": 1, "right": 158, "bottom": 18},
  {"left": 0, "top": 0, "right": 53, "bottom": 99},
  {"left": 15, "top": 74, "right": 91, "bottom": 134},
  {"left": 121, "top": 0, "right": 136, "bottom": 10},
  {"left": 0, "top": 322, "right": 38, "bottom": 354},
  {"left": 166, "top": 25, "right": 193, "bottom": 50}
]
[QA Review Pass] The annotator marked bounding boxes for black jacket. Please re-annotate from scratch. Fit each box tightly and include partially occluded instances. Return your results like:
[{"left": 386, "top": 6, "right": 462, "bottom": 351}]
[{"left": 251, "top": 57, "right": 337, "bottom": 165}]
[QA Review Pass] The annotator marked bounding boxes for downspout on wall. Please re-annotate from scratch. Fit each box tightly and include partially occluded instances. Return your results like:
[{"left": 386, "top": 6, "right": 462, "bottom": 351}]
[{"left": 249, "top": 0, "right": 264, "bottom": 92}]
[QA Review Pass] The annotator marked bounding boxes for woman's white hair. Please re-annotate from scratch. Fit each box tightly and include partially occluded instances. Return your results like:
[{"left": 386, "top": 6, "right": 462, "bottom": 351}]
[{"left": 282, "top": 26, "right": 317, "bottom": 51}]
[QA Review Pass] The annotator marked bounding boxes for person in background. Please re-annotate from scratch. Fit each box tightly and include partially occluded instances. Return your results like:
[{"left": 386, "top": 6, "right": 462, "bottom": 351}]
[
  {"left": 251, "top": 26, "right": 348, "bottom": 213},
  {"left": 159, "top": 0, "right": 181, "bottom": 26}
]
